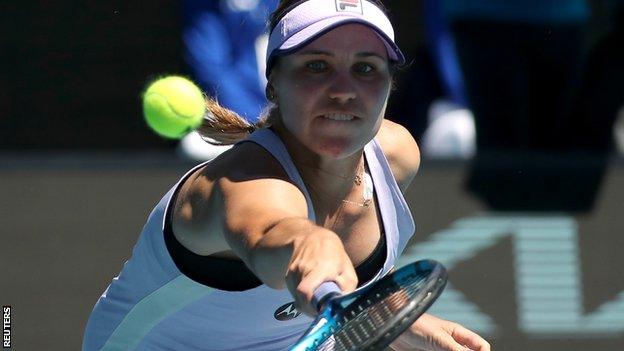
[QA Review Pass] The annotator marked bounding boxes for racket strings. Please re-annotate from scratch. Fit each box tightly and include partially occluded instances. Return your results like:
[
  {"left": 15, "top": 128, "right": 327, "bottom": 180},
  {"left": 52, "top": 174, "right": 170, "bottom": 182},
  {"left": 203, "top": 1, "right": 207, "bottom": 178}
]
[{"left": 316, "top": 274, "right": 430, "bottom": 351}]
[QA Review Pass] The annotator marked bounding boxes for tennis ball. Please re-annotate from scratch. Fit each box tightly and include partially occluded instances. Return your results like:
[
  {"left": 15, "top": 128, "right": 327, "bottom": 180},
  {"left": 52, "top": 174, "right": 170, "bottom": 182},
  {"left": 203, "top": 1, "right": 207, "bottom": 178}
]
[{"left": 142, "top": 76, "right": 206, "bottom": 139}]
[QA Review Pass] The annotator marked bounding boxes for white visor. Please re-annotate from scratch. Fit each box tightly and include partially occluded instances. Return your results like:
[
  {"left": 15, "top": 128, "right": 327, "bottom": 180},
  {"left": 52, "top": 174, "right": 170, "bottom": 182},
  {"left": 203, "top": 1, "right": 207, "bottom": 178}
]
[{"left": 266, "top": 0, "right": 405, "bottom": 77}]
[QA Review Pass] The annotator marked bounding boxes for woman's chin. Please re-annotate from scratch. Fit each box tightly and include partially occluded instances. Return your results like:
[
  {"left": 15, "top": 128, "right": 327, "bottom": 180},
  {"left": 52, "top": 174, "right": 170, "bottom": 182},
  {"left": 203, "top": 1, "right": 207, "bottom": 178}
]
[{"left": 314, "top": 137, "right": 361, "bottom": 159}]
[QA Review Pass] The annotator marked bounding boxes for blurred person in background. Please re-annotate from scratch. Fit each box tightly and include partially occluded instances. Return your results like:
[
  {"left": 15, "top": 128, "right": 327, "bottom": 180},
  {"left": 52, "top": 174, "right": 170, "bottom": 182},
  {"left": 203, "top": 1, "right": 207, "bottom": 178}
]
[
  {"left": 179, "top": 0, "right": 278, "bottom": 160},
  {"left": 615, "top": 108, "right": 624, "bottom": 154},
  {"left": 385, "top": 0, "right": 476, "bottom": 159},
  {"left": 420, "top": 0, "right": 476, "bottom": 159},
  {"left": 570, "top": 0, "right": 624, "bottom": 154},
  {"left": 435, "top": 0, "right": 619, "bottom": 212},
  {"left": 443, "top": 0, "right": 590, "bottom": 152}
]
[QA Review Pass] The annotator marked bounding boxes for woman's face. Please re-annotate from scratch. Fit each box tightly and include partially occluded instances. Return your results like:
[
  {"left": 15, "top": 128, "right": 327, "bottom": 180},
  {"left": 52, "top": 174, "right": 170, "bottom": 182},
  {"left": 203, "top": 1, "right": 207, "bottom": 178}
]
[{"left": 270, "top": 23, "right": 393, "bottom": 159}]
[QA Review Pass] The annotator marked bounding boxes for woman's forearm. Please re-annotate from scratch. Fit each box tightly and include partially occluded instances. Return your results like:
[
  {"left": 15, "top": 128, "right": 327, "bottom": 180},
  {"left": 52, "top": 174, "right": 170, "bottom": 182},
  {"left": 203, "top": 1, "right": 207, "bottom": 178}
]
[{"left": 244, "top": 217, "right": 317, "bottom": 289}]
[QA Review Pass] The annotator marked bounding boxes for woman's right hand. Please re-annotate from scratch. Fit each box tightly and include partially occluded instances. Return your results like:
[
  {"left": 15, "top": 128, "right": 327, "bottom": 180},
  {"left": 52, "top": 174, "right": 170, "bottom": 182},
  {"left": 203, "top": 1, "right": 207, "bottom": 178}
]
[{"left": 285, "top": 228, "right": 358, "bottom": 316}]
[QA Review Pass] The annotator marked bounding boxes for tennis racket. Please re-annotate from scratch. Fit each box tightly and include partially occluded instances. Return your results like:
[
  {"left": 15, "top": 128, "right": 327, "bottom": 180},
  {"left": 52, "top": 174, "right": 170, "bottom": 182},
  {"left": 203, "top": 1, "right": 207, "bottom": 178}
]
[{"left": 290, "top": 259, "right": 447, "bottom": 351}]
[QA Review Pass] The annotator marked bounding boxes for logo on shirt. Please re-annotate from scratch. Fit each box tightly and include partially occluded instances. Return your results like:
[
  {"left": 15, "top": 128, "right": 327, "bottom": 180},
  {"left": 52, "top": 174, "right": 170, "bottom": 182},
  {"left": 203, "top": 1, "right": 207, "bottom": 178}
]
[
  {"left": 335, "top": 0, "right": 363, "bottom": 14},
  {"left": 274, "top": 302, "right": 301, "bottom": 321}
]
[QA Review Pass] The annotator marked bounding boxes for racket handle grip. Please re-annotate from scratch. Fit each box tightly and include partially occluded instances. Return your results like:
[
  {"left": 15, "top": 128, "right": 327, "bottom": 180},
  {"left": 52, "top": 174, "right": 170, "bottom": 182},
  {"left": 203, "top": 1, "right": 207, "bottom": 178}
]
[{"left": 312, "top": 281, "right": 342, "bottom": 311}]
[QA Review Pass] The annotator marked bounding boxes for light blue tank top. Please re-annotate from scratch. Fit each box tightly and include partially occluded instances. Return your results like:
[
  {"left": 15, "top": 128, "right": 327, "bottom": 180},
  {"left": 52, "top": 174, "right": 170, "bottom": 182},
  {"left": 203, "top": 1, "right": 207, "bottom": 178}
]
[{"left": 82, "top": 129, "right": 415, "bottom": 350}]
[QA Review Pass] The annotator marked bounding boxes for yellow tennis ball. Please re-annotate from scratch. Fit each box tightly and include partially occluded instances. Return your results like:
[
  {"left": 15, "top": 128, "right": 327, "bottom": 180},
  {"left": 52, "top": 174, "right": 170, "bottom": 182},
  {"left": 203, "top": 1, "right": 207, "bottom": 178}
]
[{"left": 142, "top": 76, "right": 206, "bottom": 139}]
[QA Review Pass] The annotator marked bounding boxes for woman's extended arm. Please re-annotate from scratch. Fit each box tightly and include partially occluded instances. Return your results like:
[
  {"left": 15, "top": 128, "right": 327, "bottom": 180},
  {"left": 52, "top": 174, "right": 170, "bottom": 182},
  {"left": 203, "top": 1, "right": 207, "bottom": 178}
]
[{"left": 173, "top": 143, "right": 358, "bottom": 315}]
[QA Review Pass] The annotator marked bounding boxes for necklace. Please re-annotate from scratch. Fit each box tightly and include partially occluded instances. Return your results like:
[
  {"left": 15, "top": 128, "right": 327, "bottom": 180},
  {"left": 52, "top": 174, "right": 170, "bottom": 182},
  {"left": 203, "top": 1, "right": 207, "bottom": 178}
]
[
  {"left": 300, "top": 159, "right": 373, "bottom": 208},
  {"left": 328, "top": 166, "right": 373, "bottom": 231},
  {"left": 342, "top": 170, "right": 373, "bottom": 208},
  {"left": 299, "top": 160, "right": 363, "bottom": 183}
]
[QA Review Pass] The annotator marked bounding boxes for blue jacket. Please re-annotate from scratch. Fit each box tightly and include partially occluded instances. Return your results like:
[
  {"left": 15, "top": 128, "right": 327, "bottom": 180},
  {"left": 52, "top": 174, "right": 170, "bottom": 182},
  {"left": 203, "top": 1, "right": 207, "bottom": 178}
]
[{"left": 183, "top": 0, "right": 278, "bottom": 122}]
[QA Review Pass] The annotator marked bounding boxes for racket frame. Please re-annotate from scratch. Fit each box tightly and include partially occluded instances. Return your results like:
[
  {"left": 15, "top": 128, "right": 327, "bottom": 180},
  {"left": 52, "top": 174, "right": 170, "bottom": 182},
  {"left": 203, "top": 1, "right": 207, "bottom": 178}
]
[{"left": 290, "top": 259, "right": 447, "bottom": 351}]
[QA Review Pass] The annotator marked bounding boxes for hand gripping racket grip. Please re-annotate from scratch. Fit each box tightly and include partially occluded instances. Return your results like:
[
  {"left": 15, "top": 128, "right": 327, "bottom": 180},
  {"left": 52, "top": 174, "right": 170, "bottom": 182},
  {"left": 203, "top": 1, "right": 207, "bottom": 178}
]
[{"left": 312, "top": 281, "right": 342, "bottom": 311}]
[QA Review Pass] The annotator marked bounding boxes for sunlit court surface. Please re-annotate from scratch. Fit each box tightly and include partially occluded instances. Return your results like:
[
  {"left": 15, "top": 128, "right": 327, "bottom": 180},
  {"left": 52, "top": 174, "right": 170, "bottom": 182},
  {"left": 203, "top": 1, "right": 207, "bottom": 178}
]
[{"left": 2, "top": 1, "right": 624, "bottom": 350}]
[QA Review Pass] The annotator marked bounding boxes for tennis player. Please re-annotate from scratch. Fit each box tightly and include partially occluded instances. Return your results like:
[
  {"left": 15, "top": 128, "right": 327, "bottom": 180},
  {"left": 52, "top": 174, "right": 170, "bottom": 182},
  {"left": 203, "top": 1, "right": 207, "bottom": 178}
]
[{"left": 83, "top": 0, "right": 490, "bottom": 350}]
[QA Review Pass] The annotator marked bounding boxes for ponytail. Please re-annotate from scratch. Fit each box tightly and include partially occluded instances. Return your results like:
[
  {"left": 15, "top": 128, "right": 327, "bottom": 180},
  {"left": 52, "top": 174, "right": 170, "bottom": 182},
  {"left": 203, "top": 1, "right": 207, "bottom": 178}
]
[{"left": 197, "top": 98, "right": 277, "bottom": 145}]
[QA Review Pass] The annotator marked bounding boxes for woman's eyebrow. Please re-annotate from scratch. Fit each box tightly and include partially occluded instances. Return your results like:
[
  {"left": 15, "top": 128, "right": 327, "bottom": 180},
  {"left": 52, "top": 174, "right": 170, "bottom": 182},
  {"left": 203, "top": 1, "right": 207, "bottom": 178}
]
[{"left": 355, "top": 52, "right": 385, "bottom": 60}]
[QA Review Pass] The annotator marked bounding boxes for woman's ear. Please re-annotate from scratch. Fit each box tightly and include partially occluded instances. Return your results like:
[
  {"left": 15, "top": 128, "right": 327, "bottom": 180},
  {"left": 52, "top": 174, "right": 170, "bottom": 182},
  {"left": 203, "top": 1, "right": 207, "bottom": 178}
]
[{"left": 265, "top": 83, "right": 277, "bottom": 102}]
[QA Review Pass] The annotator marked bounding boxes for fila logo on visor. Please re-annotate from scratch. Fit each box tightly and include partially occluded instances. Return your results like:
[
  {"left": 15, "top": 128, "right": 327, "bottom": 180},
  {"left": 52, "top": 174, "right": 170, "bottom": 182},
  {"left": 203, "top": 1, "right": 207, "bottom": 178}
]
[{"left": 335, "top": 0, "right": 363, "bottom": 14}]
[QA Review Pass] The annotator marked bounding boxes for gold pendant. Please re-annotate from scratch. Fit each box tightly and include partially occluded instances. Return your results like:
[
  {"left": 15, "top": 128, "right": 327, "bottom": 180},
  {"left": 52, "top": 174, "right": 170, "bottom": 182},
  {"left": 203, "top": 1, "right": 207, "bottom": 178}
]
[{"left": 354, "top": 174, "right": 362, "bottom": 186}]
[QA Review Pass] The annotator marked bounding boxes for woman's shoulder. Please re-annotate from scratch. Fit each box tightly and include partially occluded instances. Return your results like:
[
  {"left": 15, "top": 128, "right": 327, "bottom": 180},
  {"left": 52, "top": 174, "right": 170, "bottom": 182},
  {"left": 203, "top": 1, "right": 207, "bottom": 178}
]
[
  {"left": 194, "top": 140, "right": 290, "bottom": 184},
  {"left": 374, "top": 119, "right": 421, "bottom": 192},
  {"left": 176, "top": 140, "right": 293, "bottom": 221},
  {"left": 171, "top": 139, "right": 301, "bottom": 255}
]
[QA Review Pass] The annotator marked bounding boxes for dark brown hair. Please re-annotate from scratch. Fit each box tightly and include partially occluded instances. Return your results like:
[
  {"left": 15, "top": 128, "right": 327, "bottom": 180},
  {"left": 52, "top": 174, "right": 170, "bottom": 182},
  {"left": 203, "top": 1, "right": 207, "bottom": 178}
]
[{"left": 196, "top": 98, "right": 271, "bottom": 145}]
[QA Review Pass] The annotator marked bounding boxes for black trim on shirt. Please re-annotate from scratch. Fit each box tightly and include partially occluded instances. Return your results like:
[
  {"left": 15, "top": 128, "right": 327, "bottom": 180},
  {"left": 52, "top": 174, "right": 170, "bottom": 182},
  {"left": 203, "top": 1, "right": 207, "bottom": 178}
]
[{"left": 163, "top": 163, "right": 387, "bottom": 291}]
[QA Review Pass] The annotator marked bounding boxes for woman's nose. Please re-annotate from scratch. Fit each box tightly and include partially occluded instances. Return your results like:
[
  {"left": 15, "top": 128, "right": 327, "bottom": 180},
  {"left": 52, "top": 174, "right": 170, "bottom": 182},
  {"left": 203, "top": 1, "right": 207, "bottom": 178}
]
[{"left": 327, "top": 72, "right": 356, "bottom": 103}]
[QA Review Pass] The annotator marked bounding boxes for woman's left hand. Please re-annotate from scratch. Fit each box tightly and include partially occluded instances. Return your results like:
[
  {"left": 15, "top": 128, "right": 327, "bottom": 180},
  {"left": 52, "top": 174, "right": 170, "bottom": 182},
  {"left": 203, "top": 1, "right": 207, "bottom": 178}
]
[{"left": 389, "top": 313, "right": 491, "bottom": 351}]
